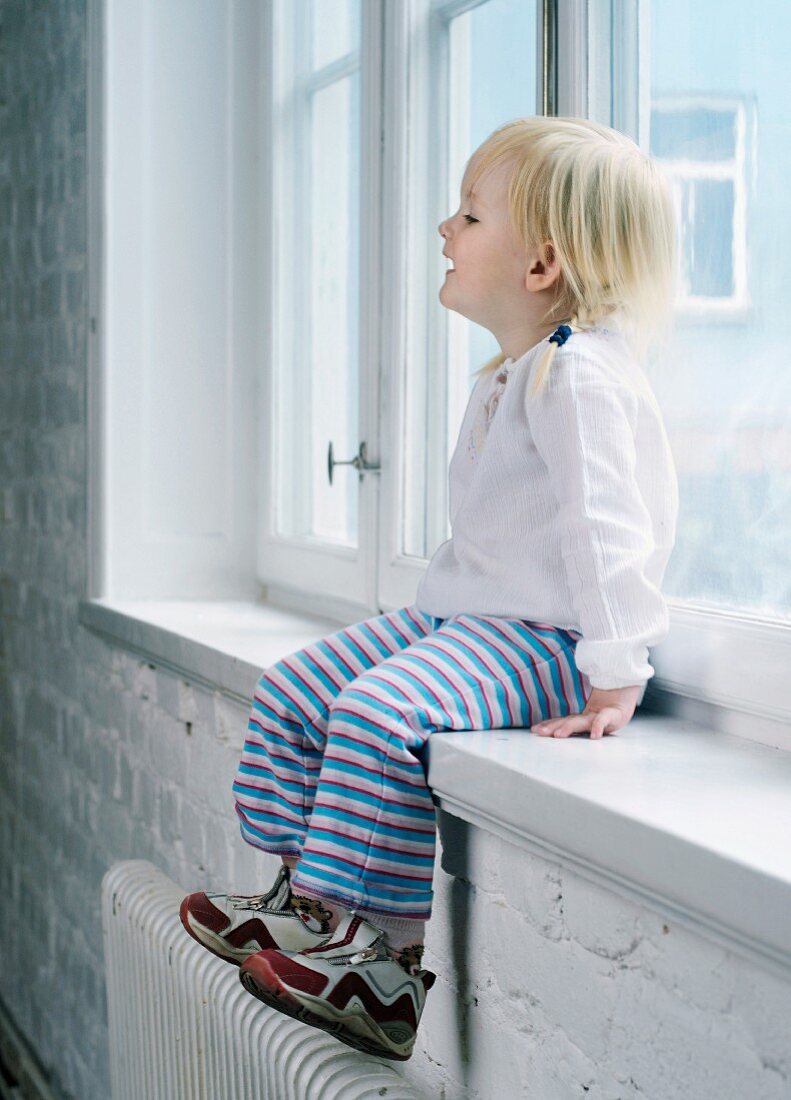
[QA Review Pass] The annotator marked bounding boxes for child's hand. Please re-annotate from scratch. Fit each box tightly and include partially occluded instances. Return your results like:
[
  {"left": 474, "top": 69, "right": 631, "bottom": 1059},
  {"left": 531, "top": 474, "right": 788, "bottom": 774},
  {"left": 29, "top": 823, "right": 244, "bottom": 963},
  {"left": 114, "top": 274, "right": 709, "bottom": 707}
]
[{"left": 530, "top": 685, "right": 643, "bottom": 740}]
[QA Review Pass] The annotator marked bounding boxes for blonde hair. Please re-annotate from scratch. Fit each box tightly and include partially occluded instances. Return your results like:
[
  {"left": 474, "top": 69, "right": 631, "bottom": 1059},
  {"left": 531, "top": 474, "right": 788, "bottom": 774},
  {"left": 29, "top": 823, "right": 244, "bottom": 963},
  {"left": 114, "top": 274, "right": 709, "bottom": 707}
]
[{"left": 466, "top": 116, "right": 677, "bottom": 399}]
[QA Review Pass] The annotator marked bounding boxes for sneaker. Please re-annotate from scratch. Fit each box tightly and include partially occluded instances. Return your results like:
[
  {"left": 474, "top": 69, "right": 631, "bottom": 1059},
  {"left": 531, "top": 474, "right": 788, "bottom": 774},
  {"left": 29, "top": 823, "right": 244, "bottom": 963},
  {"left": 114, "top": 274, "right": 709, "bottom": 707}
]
[
  {"left": 238, "top": 910, "right": 436, "bottom": 1061},
  {"left": 179, "top": 864, "right": 334, "bottom": 966}
]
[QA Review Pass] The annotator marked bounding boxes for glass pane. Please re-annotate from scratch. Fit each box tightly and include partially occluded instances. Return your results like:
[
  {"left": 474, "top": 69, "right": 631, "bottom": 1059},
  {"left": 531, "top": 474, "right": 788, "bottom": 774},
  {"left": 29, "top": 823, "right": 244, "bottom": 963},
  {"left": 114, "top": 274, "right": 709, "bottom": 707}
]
[
  {"left": 648, "top": 0, "right": 791, "bottom": 619},
  {"left": 650, "top": 105, "right": 736, "bottom": 160},
  {"left": 275, "top": 2, "right": 361, "bottom": 546},
  {"left": 402, "top": 0, "right": 539, "bottom": 560},
  {"left": 311, "top": 0, "right": 359, "bottom": 71},
  {"left": 688, "top": 179, "right": 734, "bottom": 296}
]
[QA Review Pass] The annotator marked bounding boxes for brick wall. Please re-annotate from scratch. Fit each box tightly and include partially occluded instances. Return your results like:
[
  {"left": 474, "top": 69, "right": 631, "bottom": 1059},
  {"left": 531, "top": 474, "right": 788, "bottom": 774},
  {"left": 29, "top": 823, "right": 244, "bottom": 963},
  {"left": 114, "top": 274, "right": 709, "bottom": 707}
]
[
  {"left": 0, "top": 2, "right": 789, "bottom": 1098},
  {"left": 0, "top": 2, "right": 254, "bottom": 1095}
]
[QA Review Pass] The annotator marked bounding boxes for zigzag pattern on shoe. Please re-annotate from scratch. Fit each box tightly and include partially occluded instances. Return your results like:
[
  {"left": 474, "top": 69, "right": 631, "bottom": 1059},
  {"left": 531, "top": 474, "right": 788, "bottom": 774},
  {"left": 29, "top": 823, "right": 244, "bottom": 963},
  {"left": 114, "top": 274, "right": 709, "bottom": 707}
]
[
  {"left": 179, "top": 864, "right": 334, "bottom": 966},
  {"left": 238, "top": 911, "right": 436, "bottom": 1061}
]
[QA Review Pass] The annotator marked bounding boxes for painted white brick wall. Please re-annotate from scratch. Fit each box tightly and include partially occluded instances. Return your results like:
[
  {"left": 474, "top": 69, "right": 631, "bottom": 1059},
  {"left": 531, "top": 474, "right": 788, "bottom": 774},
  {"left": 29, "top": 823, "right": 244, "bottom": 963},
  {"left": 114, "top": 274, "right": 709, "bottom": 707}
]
[{"left": 0, "top": 3, "right": 789, "bottom": 1099}]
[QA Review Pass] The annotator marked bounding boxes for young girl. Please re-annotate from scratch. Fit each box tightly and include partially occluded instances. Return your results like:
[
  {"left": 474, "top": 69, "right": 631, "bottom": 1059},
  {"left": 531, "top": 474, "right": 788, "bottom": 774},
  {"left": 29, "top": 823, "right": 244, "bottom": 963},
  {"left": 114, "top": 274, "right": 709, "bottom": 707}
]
[{"left": 180, "top": 116, "right": 679, "bottom": 1062}]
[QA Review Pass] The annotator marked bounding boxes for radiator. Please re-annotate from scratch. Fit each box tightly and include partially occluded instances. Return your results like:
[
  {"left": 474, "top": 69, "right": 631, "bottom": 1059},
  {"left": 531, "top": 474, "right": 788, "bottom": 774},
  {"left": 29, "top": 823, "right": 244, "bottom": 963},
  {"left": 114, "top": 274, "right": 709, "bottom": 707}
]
[{"left": 101, "top": 860, "right": 425, "bottom": 1100}]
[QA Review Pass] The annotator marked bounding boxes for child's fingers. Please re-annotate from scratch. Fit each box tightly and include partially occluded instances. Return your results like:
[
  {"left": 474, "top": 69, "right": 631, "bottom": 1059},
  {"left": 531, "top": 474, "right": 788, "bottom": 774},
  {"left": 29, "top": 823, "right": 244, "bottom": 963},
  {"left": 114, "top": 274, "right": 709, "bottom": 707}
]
[
  {"left": 531, "top": 717, "right": 583, "bottom": 737},
  {"left": 587, "top": 708, "right": 623, "bottom": 737},
  {"left": 531, "top": 711, "right": 621, "bottom": 738},
  {"left": 530, "top": 720, "right": 557, "bottom": 735}
]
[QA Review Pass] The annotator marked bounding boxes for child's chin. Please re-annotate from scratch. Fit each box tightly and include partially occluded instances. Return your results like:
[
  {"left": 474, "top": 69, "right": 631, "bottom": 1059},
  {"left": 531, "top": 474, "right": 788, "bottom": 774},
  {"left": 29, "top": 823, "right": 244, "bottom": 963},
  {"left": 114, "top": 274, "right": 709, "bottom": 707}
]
[
  {"left": 439, "top": 290, "right": 473, "bottom": 322},
  {"left": 438, "top": 282, "right": 459, "bottom": 307}
]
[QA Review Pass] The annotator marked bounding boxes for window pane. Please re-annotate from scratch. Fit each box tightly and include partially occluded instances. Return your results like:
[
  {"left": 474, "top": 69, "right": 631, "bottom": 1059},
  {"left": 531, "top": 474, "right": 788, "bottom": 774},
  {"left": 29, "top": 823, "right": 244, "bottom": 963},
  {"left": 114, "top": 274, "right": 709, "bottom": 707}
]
[
  {"left": 650, "top": 105, "right": 736, "bottom": 160},
  {"left": 402, "top": 0, "right": 538, "bottom": 560},
  {"left": 274, "top": 0, "right": 361, "bottom": 546},
  {"left": 648, "top": 1, "right": 791, "bottom": 619},
  {"left": 688, "top": 178, "right": 734, "bottom": 296},
  {"left": 311, "top": 0, "right": 359, "bottom": 71}
]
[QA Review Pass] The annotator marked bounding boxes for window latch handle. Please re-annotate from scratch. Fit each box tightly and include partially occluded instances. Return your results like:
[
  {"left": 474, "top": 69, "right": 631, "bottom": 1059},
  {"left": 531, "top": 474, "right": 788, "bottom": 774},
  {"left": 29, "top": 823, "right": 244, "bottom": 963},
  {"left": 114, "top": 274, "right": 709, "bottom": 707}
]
[{"left": 327, "top": 440, "right": 381, "bottom": 485}]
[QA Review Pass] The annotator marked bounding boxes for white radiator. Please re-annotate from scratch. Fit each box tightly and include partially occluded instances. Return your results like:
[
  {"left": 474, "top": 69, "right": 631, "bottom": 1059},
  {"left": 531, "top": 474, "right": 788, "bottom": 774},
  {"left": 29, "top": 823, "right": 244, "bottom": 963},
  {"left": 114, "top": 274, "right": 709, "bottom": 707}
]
[{"left": 101, "top": 860, "right": 425, "bottom": 1100}]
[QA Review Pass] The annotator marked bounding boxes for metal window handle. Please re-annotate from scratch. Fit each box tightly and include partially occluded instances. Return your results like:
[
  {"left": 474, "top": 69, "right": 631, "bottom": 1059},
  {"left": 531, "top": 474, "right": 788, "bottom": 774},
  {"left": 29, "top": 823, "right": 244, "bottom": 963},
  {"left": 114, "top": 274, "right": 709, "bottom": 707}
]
[{"left": 327, "top": 440, "right": 381, "bottom": 485}]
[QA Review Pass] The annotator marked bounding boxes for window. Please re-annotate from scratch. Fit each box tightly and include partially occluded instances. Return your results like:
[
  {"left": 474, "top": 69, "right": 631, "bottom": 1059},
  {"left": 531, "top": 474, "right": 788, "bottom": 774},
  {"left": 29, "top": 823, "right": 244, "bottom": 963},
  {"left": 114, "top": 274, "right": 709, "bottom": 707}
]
[
  {"left": 260, "top": 0, "right": 540, "bottom": 613},
  {"left": 400, "top": 0, "right": 539, "bottom": 565},
  {"left": 94, "top": 0, "right": 790, "bottom": 726},
  {"left": 650, "top": 97, "right": 752, "bottom": 317},
  {"left": 640, "top": 2, "right": 789, "bottom": 633},
  {"left": 271, "top": 0, "right": 362, "bottom": 549},
  {"left": 602, "top": 0, "right": 789, "bottom": 724}
]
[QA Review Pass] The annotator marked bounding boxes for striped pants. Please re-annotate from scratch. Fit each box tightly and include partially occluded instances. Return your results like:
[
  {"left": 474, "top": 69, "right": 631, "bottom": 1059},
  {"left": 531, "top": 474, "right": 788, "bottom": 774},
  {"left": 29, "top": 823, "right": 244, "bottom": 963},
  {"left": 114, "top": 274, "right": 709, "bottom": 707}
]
[{"left": 232, "top": 604, "right": 589, "bottom": 923}]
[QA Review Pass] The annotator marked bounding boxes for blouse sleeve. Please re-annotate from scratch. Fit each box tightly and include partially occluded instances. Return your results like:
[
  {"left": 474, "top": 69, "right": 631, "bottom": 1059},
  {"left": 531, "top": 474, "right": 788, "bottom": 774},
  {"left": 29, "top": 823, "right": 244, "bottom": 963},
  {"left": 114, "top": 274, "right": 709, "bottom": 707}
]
[{"left": 525, "top": 349, "right": 670, "bottom": 691}]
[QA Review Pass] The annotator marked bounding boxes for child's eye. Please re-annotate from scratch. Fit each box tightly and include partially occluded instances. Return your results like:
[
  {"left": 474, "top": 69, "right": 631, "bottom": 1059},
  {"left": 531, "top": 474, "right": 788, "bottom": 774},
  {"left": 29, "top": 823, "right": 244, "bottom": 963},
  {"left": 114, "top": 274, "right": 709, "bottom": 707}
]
[{"left": 463, "top": 214, "right": 478, "bottom": 224}]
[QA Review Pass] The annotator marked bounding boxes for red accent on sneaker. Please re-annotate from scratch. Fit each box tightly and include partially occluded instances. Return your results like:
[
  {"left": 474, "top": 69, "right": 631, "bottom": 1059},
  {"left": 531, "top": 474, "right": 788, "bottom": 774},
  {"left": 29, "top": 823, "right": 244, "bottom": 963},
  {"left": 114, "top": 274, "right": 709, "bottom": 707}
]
[
  {"left": 224, "top": 920, "right": 280, "bottom": 952},
  {"left": 185, "top": 893, "right": 230, "bottom": 934},
  {"left": 245, "top": 950, "right": 430, "bottom": 1034},
  {"left": 243, "top": 952, "right": 330, "bottom": 997}
]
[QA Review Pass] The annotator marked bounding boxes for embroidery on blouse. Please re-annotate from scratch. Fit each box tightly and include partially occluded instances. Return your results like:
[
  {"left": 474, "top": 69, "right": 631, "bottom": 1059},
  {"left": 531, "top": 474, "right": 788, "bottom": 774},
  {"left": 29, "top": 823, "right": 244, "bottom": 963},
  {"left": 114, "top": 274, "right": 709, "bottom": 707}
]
[{"left": 467, "top": 367, "right": 510, "bottom": 461}]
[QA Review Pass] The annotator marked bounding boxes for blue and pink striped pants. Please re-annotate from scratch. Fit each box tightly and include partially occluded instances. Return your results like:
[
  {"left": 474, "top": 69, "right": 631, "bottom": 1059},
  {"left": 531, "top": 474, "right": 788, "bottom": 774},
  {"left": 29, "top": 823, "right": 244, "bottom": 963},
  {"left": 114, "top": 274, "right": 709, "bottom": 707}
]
[{"left": 232, "top": 605, "right": 589, "bottom": 923}]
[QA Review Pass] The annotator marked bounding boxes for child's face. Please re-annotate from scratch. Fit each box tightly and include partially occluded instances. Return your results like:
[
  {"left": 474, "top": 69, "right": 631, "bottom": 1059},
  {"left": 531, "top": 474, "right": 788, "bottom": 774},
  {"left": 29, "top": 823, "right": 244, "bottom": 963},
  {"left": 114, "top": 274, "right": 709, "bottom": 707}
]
[{"left": 438, "top": 154, "right": 560, "bottom": 352}]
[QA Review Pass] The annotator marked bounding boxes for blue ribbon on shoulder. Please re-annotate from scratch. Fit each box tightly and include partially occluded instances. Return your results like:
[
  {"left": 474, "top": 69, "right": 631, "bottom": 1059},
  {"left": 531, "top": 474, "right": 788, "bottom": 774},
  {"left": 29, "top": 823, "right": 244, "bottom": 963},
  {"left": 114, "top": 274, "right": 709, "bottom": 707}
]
[{"left": 548, "top": 323, "right": 573, "bottom": 347}]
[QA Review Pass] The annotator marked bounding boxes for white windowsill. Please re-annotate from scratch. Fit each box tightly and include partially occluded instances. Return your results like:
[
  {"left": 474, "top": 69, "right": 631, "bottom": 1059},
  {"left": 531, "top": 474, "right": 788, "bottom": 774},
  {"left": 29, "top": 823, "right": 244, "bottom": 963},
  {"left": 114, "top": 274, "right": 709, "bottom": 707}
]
[
  {"left": 78, "top": 596, "right": 791, "bottom": 979},
  {"left": 79, "top": 596, "right": 345, "bottom": 705}
]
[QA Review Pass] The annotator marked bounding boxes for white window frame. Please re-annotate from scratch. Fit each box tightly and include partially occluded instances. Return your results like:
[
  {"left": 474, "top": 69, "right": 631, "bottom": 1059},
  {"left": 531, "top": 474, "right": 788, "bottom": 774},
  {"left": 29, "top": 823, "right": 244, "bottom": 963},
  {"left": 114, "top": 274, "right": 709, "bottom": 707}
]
[{"left": 257, "top": 0, "right": 384, "bottom": 620}]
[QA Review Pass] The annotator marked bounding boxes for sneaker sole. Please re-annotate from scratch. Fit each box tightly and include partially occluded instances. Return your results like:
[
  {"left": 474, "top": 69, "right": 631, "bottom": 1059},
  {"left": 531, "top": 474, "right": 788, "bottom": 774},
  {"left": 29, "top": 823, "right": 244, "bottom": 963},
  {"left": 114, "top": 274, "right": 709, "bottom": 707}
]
[
  {"left": 239, "top": 956, "right": 416, "bottom": 1061},
  {"left": 178, "top": 897, "right": 256, "bottom": 967}
]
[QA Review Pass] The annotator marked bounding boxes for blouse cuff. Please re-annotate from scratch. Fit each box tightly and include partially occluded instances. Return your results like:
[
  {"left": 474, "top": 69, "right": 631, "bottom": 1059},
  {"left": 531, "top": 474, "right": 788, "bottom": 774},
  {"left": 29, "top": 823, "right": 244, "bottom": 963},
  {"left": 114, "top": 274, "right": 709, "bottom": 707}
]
[{"left": 573, "top": 638, "right": 655, "bottom": 692}]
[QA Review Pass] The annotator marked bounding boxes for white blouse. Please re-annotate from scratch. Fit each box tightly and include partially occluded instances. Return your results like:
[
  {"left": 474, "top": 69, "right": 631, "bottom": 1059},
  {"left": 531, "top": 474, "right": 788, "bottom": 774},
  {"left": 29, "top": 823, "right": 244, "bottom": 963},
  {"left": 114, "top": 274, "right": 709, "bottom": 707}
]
[{"left": 414, "top": 326, "right": 679, "bottom": 695}]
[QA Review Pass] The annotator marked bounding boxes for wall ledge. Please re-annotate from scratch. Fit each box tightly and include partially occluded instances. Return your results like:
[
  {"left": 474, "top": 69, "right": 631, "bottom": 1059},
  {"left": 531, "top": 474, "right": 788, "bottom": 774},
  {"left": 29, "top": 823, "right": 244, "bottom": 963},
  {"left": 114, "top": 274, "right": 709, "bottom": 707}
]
[
  {"left": 79, "top": 596, "right": 791, "bottom": 981},
  {"left": 78, "top": 596, "right": 343, "bottom": 705}
]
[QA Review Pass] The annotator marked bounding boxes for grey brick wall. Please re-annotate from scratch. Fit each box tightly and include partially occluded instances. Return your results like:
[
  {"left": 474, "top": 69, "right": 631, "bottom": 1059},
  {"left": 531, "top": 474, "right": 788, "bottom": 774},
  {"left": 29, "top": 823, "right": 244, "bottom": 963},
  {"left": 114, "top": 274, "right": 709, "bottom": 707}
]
[
  {"left": 1, "top": 2, "right": 94, "bottom": 1093},
  {"left": 0, "top": 4, "right": 260, "bottom": 1097}
]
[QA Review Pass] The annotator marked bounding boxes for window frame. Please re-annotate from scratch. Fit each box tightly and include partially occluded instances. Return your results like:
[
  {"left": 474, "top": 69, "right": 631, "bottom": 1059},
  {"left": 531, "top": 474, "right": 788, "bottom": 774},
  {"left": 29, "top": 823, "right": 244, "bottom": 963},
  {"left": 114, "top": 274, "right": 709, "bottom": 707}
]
[{"left": 256, "top": 0, "right": 383, "bottom": 618}]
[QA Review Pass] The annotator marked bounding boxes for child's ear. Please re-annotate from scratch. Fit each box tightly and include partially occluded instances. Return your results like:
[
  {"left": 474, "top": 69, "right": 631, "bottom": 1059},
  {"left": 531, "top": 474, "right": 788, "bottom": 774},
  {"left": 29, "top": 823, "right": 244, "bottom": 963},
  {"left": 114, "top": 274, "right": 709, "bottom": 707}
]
[{"left": 525, "top": 241, "right": 562, "bottom": 292}]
